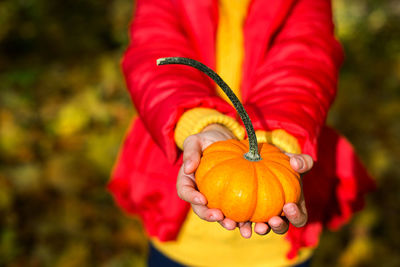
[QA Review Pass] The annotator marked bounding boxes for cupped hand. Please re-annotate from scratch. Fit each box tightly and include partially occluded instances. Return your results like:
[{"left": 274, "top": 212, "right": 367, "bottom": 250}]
[
  {"left": 176, "top": 124, "right": 235, "bottom": 223},
  {"left": 176, "top": 124, "right": 314, "bottom": 238}
]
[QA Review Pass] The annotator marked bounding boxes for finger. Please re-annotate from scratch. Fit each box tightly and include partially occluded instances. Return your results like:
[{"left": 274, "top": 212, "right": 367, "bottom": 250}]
[
  {"left": 176, "top": 168, "right": 206, "bottom": 205},
  {"left": 238, "top": 222, "right": 252, "bottom": 238},
  {"left": 182, "top": 135, "right": 202, "bottom": 174},
  {"left": 254, "top": 222, "right": 270, "bottom": 235},
  {"left": 192, "top": 204, "right": 224, "bottom": 222},
  {"left": 219, "top": 218, "right": 237, "bottom": 230},
  {"left": 289, "top": 154, "right": 314, "bottom": 174},
  {"left": 283, "top": 203, "right": 308, "bottom": 228},
  {"left": 268, "top": 216, "right": 289, "bottom": 235},
  {"left": 285, "top": 189, "right": 308, "bottom": 227}
]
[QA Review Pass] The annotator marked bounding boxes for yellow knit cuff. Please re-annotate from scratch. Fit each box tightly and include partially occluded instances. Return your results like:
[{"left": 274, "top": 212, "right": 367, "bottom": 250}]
[
  {"left": 255, "top": 129, "right": 301, "bottom": 154},
  {"left": 174, "top": 108, "right": 245, "bottom": 150}
]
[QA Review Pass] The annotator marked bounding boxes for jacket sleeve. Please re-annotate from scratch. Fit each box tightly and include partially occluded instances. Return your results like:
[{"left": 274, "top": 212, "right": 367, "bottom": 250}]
[
  {"left": 243, "top": 0, "right": 344, "bottom": 160},
  {"left": 122, "top": 0, "right": 236, "bottom": 162}
]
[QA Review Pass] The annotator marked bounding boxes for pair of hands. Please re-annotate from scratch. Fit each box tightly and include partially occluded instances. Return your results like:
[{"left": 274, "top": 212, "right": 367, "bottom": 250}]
[{"left": 176, "top": 124, "right": 314, "bottom": 238}]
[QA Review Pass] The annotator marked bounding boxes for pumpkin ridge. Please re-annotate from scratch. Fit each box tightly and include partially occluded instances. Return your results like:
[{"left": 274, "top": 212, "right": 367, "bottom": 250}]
[
  {"left": 261, "top": 161, "right": 300, "bottom": 204},
  {"left": 273, "top": 161, "right": 301, "bottom": 201},
  {"left": 264, "top": 159, "right": 299, "bottom": 178},
  {"left": 196, "top": 152, "right": 240, "bottom": 185},
  {"left": 198, "top": 157, "right": 245, "bottom": 189},
  {"left": 249, "top": 163, "right": 258, "bottom": 221},
  {"left": 216, "top": 158, "right": 254, "bottom": 220},
  {"left": 231, "top": 140, "right": 249, "bottom": 152},
  {"left": 203, "top": 140, "right": 245, "bottom": 155},
  {"left": 202, "top": 150, "right": 243, "bottom": 159},
  {"left": 260, "top": 161, "right": 286, "bottom": 203},
  {"left": 260, "top": 143, "right": 281, "bottom": 153},
  {"left": 251, "top": 162, "right": 285, "bottom": 222},
  {"left": 220, "top": 160, "right": 241, "bottom": 219},
  {"left": 211, "top": 163, "right": 232, "bottom": 210},
  {"left": 260, "top": 153, "right": 289, "bottom": 163}
]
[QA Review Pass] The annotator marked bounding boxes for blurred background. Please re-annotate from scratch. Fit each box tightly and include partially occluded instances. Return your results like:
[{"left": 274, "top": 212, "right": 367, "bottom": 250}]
[{"left": 0, "top": 0, "right": 399, "bottom": 266}]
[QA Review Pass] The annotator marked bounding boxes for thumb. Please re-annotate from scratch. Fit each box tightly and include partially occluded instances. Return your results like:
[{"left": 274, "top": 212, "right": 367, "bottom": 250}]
[{"left": 182, "top": 135, "right": 202, "bottom": 174}]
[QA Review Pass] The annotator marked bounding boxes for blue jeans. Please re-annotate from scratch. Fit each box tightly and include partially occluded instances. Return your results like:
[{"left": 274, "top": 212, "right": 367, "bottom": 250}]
[{"left": 148, "top": 243, "right": 311, "bottom": 267}]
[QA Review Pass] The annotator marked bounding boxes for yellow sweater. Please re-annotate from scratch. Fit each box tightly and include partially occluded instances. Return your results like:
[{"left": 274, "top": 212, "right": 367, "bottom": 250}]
[{"left": 153, "top": 0, "right": 312, "bottom": 266}]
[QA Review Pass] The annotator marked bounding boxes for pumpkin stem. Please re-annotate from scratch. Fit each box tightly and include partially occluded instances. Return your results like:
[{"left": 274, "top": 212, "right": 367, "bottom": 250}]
[{"left": 157, "top": 57, "right": 261, "bottom": 161}]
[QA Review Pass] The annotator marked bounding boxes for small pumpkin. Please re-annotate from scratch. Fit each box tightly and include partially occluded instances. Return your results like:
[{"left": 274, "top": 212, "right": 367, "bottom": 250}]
[
  {"left": 195, "top": 140, "right": 300, "bottom": 222},
  {"left": 157, "top": 57, "right": 301, "bottom": 222}
]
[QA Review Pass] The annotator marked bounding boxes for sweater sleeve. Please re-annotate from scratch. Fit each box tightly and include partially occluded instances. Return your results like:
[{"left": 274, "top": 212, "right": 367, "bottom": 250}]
[
  {"left": 122, "top": 0, "right": 236, "bottom": 163},
  {"left": 174, "top": 108, "right": 246, "bottom": 150},
  {"left": 243, "top": 0, "right": 344, "bottom": 160}
]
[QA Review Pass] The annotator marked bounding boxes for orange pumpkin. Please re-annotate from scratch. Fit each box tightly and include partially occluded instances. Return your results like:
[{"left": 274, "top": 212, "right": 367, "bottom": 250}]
[
  {"left": 195, "top": 140, "right": 300, "bottom": 222},
  {"left": 157, "top": 57, "right": 301, "bottom": 223}
]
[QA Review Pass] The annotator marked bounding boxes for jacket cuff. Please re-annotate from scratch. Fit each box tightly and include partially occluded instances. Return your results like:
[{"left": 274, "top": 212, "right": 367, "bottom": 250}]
[
  {"left": 255, "top": 129, "right": 301, "bottom": 154},
  {"left": 174, "top": 108, "right": 245, "bottom": 149}
]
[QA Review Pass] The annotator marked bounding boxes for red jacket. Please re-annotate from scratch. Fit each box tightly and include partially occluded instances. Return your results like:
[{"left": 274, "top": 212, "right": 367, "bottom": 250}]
[{"left": 109, "top": 0, "right": 375, "bottom": 258}]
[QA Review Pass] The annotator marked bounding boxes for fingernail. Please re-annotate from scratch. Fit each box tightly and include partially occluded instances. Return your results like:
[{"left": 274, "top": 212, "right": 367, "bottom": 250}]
[
  {"left": 209, "top": 215, "right": 216, "bottom": 221},
  {"left": 244, "top": 230, "right": 251, "bottom": 238},
  {"left": 295, "top": 158, "right": 303, "bottom": 170},
  {"left": 184, "top": 160, "right": 193, "bottom": 172},
  {"left": 286, "top": 204, "right": 296, "bottom": 216},
  {"left": 194, "top": 197, "right": 201, "bottom": 204}
]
